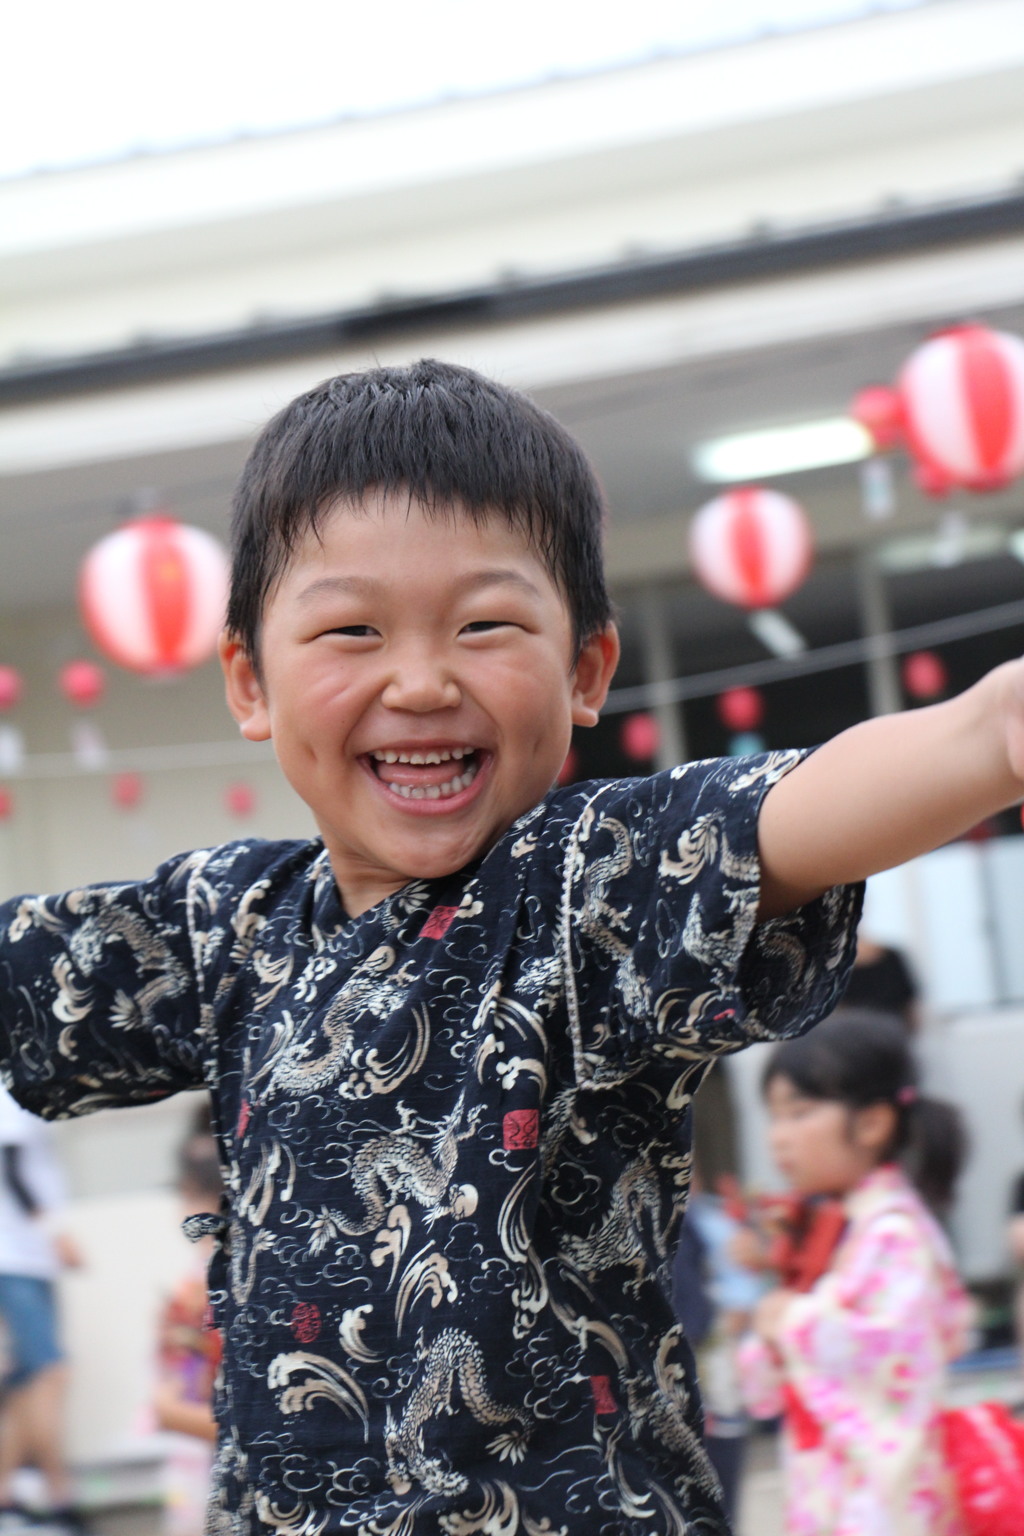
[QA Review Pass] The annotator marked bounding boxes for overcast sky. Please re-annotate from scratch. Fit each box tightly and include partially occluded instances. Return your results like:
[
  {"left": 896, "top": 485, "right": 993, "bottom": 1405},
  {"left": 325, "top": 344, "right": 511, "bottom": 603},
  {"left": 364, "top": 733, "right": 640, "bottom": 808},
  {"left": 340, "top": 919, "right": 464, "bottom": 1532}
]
[{"left": 4, "top": 0, "right": 925, "bottom": 180}]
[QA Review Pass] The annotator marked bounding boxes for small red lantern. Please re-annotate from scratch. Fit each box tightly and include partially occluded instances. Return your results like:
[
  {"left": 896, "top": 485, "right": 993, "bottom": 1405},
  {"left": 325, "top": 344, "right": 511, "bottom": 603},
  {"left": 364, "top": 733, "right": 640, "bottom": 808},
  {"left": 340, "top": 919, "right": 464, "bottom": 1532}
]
[
  {"left": 59, "top": 659, "right": 106, "bottom": 709},
  {"left": 902, "top": 651, "right": 948, "bottom": 701},
  {"left": 225, "top": 781, "right": 256, "bottom": 818},
  {"left": 620, "top": 713, "right": 661, "bottom": 763},
  {"left": 0, "top": 667, "right": 23, "bottom": 712},
  {"left": 79, "top": 514, "right": 229, "bottom": 675},
  {"left": 0, "top": 788, "right": 12, "bottom": 821},
  {"left": 850, "top": 386, "right": 904, "bottom": 452},
  {"left": 556, "top": 746, "right": 579, "bottom": 786},
  {"left": 716, "top": 686, "right": 765, "bottom": 734},
  {"left": 0, "top": 670, "right": 25, "bottom": 775},
  {"left": 689, "top": 488, "right": 814, "bottom": 610},
  {"left": 112, "top": 771, "right": 144, "bottom": 810}
]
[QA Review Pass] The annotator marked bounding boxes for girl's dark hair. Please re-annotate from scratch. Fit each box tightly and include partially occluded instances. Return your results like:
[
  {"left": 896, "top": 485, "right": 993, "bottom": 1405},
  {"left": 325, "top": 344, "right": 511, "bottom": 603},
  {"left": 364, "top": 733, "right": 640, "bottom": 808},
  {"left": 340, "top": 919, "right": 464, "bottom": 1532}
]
[
  {"left": 763, "top": 1009, "right": 967, "bottom": 1213},
  {"left": 227, "top": 359, "right": 613, "bottom": 669}
]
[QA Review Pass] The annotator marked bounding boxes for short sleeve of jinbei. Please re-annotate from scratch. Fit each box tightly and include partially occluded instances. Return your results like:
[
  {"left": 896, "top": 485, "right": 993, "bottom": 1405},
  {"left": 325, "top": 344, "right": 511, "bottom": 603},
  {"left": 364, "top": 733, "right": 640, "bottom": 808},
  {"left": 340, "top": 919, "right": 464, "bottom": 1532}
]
[
  {"left": 558, "top": 751, "right": 863, "bottom": 1086},
  {"left": 0, "top": 839, "right": 305, "bottom": 1120}
]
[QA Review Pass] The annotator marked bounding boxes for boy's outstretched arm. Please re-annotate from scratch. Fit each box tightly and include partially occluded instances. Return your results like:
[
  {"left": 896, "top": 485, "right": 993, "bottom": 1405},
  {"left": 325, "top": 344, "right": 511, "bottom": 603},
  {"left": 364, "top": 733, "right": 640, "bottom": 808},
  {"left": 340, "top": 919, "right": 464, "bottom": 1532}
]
[{"left": 757, "top": 659, "right": 1024, "bottom": 920}]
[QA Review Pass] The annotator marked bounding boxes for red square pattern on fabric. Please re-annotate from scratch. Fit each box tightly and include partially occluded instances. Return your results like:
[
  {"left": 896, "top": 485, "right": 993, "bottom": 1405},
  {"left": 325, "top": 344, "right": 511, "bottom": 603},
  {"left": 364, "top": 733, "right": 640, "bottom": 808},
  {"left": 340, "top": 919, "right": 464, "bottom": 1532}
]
[
  {"left": 422, "top": 906, "right": 459, "bottom": 939},
  {"left": 503, "top": 1109, "right": 539, "bottom": 1150}
]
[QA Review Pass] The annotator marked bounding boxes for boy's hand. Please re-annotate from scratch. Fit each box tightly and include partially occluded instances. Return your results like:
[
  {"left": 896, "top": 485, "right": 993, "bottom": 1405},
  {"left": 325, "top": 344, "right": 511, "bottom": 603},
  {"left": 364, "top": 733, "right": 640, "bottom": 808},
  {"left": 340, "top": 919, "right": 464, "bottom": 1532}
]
[{"left": 756, "top": 658, "right": 1024, "bottom": 920}]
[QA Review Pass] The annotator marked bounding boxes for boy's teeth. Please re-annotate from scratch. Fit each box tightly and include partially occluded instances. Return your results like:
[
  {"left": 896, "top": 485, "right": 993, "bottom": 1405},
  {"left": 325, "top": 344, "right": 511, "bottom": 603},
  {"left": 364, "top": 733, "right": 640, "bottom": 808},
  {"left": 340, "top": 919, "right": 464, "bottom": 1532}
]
[
  {"left": 384, "top": 761, "right": 479, "bottom": 801},
  {"left": 372, "top": 747, "right": 468, "bottom": 765}
]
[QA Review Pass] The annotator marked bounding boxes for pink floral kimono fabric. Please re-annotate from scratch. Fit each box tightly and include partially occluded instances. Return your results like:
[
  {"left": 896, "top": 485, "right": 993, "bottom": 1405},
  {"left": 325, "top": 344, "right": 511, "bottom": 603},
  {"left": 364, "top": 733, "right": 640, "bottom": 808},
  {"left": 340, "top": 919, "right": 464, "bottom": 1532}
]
[{"left": 738, "top": 1164, "right": 973, "bottom": 1536}]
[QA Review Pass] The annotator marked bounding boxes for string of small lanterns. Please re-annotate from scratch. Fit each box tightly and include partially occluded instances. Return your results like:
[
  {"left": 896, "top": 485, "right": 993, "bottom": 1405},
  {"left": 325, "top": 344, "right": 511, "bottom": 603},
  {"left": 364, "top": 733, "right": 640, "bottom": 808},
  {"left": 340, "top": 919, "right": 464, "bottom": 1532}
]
[
  {"left": 1, "top": 322, "right": 1022, "bottom": 810},
  {"left": 0, "top": 513, "right": 259, "bottom": 825},
  {"left": 609, "top": 321, "right": 1024, "bottom": 771}
]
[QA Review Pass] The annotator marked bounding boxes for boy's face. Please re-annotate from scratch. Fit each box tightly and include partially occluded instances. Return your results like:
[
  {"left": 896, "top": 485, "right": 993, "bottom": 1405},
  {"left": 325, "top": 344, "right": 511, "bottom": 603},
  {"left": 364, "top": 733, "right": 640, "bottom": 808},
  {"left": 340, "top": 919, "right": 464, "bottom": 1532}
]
[{"left": 221, "top": 494, "right": 619, "bottom": 916}]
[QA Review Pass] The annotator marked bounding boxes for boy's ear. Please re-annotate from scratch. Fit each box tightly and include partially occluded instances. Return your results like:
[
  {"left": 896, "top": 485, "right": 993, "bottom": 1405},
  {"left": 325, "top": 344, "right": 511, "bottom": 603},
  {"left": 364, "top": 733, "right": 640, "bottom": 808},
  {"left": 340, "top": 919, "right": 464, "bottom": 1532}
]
[
  {"left": 219, "top": 631, "right": 272, "bottom": 742},
  {"left": 571, "top": 624, "right": 620, "bottom": 728}
]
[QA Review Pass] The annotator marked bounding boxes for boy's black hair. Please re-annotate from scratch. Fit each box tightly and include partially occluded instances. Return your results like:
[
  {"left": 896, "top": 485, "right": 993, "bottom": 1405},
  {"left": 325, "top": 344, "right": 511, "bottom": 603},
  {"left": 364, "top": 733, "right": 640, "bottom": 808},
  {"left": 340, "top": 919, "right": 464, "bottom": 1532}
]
[
  {"left": 227, "top": 359, "right": 614, "bottom": 666},
  {"left": 763, "top": 1009, "right": 967, "bottom": 1213}
]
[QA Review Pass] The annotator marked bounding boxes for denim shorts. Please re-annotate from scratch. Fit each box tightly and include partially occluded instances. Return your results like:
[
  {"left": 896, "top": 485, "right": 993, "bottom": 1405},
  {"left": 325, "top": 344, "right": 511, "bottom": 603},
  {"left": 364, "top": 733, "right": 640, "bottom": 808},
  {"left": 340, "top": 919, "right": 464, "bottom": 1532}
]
[{"left": 0, "top": 1274, "right": 62, "bottom": 1388}]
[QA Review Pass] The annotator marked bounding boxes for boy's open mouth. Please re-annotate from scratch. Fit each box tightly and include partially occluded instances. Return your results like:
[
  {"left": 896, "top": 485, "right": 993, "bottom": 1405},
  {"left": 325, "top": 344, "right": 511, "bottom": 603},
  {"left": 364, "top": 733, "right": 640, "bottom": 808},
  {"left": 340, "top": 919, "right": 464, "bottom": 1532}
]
[{"left": 367, "top": 746, "right": 483, "bottom": 802}]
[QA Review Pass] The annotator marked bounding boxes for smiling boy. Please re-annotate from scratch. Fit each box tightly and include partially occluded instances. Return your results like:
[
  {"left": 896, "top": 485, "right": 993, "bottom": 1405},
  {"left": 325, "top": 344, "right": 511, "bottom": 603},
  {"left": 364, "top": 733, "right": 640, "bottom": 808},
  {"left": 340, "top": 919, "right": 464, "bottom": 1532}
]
[
  {"left": 2, "top": 360, "right": 1024, "bottom": 1536},
  {"left": 220, "top": 489, "right": 618, "bottom": 916}
]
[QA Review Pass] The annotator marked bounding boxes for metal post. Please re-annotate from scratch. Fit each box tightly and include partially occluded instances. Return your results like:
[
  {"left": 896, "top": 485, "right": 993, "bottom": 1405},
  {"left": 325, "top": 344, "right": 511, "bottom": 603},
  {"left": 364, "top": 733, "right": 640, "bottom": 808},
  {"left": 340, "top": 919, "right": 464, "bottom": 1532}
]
[
  {"left": 638, "top": 587, "right": 688, "bottom": 770},
  {"left": 855, "top": 549, "right": 901, "bottom": 717}
]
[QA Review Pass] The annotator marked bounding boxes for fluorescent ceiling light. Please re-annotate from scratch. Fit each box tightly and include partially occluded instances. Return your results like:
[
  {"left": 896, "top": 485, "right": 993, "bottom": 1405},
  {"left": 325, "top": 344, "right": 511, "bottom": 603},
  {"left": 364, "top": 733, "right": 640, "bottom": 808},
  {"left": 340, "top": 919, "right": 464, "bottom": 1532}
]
[{"left": 693, "top": 417, "right": 873, "bottom": 483}]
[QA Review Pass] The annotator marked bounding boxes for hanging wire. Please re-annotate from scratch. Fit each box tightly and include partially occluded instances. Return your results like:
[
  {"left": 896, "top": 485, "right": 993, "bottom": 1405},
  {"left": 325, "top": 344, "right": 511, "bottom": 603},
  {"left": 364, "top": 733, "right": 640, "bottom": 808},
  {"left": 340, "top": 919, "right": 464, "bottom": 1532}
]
[
  {"left": 603, "top": 596, "right": 1024, "bottom": 714},
  {"left": 5, "top": 738, "right": 275, "bottom": 782},
  {"left": 1, "top": 598, "right": 1021, "bottom": 779}
]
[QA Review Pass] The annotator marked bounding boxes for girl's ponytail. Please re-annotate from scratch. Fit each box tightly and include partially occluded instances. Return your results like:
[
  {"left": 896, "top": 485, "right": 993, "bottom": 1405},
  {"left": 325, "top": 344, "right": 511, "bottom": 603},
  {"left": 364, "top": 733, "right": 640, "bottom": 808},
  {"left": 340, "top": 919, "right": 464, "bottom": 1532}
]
[
  {"left": 901, "top": 1093, "right": 968, "bottom": 1216},
  {"left": 763, "top": 1008, "right": 967, "bottom": 1213}
]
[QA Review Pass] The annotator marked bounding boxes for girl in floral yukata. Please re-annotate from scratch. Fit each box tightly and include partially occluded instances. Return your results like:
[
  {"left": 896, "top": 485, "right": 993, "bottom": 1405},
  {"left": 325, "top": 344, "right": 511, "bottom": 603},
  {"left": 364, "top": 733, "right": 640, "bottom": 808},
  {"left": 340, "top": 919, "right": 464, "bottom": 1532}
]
[{"left": 738, "top": 1012, "right": 973, "bottom": 1536}]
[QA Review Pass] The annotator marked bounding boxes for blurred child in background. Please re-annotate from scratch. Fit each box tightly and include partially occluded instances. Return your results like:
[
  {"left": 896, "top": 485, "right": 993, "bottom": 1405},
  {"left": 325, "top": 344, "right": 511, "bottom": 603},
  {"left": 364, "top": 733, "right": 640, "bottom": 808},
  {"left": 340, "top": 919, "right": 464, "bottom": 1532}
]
[
  {"left": 738, "top": 1012, "right": 972, "bottom": 1535},
  {"left": 154, "top": 1106, "right": 222, "bottom": 1536},
  {"left": 843, "top": 932, "right": 920, "bottom": 1034},
  {"left": 673, "top": 1165, "right": 764, "bottom": 1529},
  {"left": 0, "top": 1085, "right": 83, "bottom": 1535}
]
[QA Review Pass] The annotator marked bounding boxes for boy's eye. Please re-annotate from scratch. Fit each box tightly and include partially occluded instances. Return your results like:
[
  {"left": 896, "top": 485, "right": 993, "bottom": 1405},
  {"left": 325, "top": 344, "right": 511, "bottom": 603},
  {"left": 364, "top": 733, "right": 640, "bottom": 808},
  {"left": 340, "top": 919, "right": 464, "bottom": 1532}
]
[
  {"left": 326, "top": 625, "right": 379, "bottom": 638},
  {"left": 461, "top": 620, "right": 512, "bottom": 634}
]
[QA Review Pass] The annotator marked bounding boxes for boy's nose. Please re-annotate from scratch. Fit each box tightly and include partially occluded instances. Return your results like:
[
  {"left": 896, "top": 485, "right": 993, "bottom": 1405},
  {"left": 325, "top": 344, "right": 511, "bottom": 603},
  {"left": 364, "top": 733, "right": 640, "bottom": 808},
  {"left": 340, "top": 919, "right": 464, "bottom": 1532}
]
[{"left": 380, "top": 656, "right": 462, "bottom": 712}]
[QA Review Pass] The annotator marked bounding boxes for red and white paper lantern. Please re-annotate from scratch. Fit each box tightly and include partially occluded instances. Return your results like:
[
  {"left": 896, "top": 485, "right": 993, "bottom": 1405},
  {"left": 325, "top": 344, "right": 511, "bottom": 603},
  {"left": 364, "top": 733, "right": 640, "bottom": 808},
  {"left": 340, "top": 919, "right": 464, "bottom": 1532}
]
[
  {"left": 689, "top": 488, "right": 813, "bottom": 610},
  {"left": 852, "top": 325, "right": 1024, "bottom": 497},
  {"left": 79, "top": 515, "right": 229, "bottom": 674},
  {"left": 899, "top": 326, "right": 1024, "bottom": 494}
]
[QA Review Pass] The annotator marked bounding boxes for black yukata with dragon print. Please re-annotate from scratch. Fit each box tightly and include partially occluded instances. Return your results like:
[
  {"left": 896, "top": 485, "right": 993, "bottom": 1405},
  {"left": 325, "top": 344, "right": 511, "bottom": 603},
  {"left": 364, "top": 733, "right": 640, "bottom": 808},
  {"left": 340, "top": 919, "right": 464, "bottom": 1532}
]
[{"left": 0, "top": 753, "right": 861, "bottom": 1536}]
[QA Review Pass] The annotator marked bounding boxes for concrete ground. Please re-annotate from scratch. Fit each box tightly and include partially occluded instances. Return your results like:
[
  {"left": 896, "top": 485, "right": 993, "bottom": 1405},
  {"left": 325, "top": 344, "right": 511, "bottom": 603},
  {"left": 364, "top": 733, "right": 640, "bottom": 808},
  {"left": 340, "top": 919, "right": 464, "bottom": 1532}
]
[{"left": 736, "top": 1431, "right": 784, "bottom": 1536}]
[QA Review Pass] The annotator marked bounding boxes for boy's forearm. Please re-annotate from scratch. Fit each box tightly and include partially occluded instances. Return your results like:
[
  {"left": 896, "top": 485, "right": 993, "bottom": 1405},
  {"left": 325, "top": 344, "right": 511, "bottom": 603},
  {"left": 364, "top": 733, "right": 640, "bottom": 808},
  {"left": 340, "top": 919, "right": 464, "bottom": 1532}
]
[{"left": 757, "top": 661, "right": 1024, "bottom": 919}]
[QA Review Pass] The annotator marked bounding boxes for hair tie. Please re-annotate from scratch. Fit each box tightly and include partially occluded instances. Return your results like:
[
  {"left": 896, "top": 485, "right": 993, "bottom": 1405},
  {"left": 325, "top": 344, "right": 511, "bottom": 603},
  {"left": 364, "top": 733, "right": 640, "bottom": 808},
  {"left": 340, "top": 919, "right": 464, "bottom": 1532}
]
[{"left": 896, "top": 1085, "right": 918, "bottom": 1107}]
